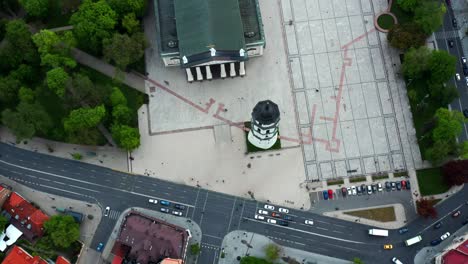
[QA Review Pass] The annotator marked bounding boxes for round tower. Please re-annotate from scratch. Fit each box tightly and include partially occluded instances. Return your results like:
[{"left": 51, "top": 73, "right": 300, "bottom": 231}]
[{"left": 247, "top": 100, "right": 280, "bottom": 149}]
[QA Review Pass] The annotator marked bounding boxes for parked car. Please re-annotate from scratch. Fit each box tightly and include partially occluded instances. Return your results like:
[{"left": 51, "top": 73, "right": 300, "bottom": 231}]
[
  {"left": 434, "top": 222, "right": 442, "bottom": 229},
  {"left": 356, "top": 185, "right": 362, "bottom": 195},
  {"left": 342, "top": 187, "right": 347, "bottom": 197},
  {"left": 398, "top": 227, "right": 409, "bottom": 234},
  {"left": 463, "top": 64, "right": 468, "bottom": 76},
  {"left": 361, "top": 184, "right": 367, "bottom": 194},
  {"left": 347, "top": 187, "right": 352, "bottom": 196},
  {"left": 172, "top": 211, "right": 183, "bottom": 216},
  {"left": 104, "top": 206, "right": 110, "bottom": 217},
  {"left": 160, "top": 200, "right": 171, "bottom": 206},
  {"left": 452, "top": 210, "right": 461, "bottom": 217},
  {"left": 463, "top": 109, "right": 468, "bottom": 118},
  {"left": 465, "top": 77, "right": 468, "bottom": 87},
  {"left": 351, "top": 186, "right": 357, "bottom": 195},
  {"left": 378, "top": 183, "right": 383, "bottom": 192},
  {"left": 372, "top": 184, "right": 378, "bottom": 192},
  {"left": 305, "top": 219, "right": 314, "bottom": 225},
  {"left": 448, "top": 39, "right": 454, "bottom": 48},
  {"left": 258, "top": 209, "right": 268, "bottom": 215},
  {"left": 254, "top": 214, "right": 265, "bottom": 220},
  {"left": 97, "top": 242, "right": 104, "bottom": 252},
  {"left": 391, "top": 182, "right": 396, "bottom": 191},
  {"left": 456, "top": 73, "right": 461, "bottom": 81},
  {"left": 462, "top": 57, "right": 467, "bottom": 64},
  {"left": 392, "top": 257, "right": 403, "bottom": 264},
  {"left": 396, "top": 181, "right": 401, "bottom": 190},
  {"left": 148, "top": 199, "right": 158, "bottom": 204},
  {"left": 267, "top": 219, "right": 277, "bottom": 224},
  {"left": 401, "top": 180, "right": 406, "bottom": 189},
  {"left": 271, "top": 212, "right": 281, "bottom": 218},
  {"left": 406, "top": 181, "right": 411, "bottom": 190},
  {"left": 264, "top": 204, "right": 275, "bottom": 210},
  {"left": 384, "top": 244, "right": 393, "bottom": 250},
  {"left": 277, "top": 220, "right": 289, "bottom": 226},
  {"left": 453, "top": 18, "right": 458, "bottom": 28},
  {"left": 323, "top": 190, "right": 329, "bottom": 200},
  {"left": 279, "top": 208, "right": 289, "bottom": 213},
  {"left": 328, "top": 189, "right": 333, "bottom": 199},
  {"left": 283, "top": 215, "right": 293, "bottom": 221},
  {"left": 431, "top": 239, "right": 442, "bottom": 246},
  {"left": 367, "top": 185, "right": 373, "bottom": 195},
  {"left": 174, "top": 204, "right": 185, "bottom": 210},
  {"left": 385, "top": 182, "right": 391, "bottom": 191},
  {"left": 440, "top": 232, "right": 451, "bottom": 241},
  {"left": 160, "top": 208, "right": 170, "bottom": 213}
]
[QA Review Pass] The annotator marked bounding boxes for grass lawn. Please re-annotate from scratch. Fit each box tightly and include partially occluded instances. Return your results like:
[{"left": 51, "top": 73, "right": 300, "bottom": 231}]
[
  {"left": 377, "top": 14, "right": 395, "bottom": 30},
  {"left": 349, "top": 176, "right": 367, "bottom": 183},
  {"left": 416, "top": 168, "right": 449, "bottom": 196},
  {"left": 327, "top": 179, "right": 344, "bottom": 186},
  {"left": 390, "top": 1, "right": 413, "bottom": 24},
  {"left": 344, "top": 206, "right": 396, "bottom": 222}
]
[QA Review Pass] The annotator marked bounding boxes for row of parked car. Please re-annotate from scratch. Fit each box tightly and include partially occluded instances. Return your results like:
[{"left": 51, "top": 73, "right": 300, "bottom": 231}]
[
  {"left": 255, "top": 204, "right": 314, "bottom": 227},
  {"left": 148, "top": 198, "right": 186, "bottom": 216},
  {"left": 322, "top": 180, "right": 411, "bottom": 200}
]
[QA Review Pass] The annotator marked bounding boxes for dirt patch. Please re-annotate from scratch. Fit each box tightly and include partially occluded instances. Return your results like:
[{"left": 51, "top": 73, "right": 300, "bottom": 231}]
[{"left": 344, "top": 206, "right": 396, "bottom": 222}]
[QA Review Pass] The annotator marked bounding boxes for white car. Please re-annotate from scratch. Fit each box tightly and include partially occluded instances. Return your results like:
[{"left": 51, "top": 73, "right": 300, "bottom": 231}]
[
  {"left": 148, "top": 199, "right": 158, "bottom": 204},
  {"left": 440, "top": 232, "right": 451, "bottom": 241},
  {"left": 264, "top": 204, "right": 275, "bottom": 210},
  {"left": 258, "top": 209, "right": 268, "bottom": 215},
  {"left": 347, "top": 187, "right": 352, "bottom": 195},
  {"left": 172, "top": 211, "right": 183, "bottom": 216},
  {"left": 267, "top": 219, "right": 277, "bottom": 224},
  {"left": 463, "top": 57, "right": 467, "bottom": 64},
  {"left": 465, "top": 77, "right": 468, "bottom": 87},
  {"left": 392, "top": 257, "right": 403, "bottom": 264},
  {"left": 305, "top": 220, "right": 314, "bottom": 225},
  {"left": 378, "top": 183, "right": 383, "bottom": 192},
  {"left": 104, "top": 206, "right": 110, "bottom": 216},
  {"left": 456, "top": 73, "right": 461, "bottom": 81},
  {"left": 254, "top": 214, "right": 265, "bottom": 220},
  {"left": 351, "top": 186, "right": 357, "bottom": 195},
  {"left": 279, "top": 208, "right": 289, "bottom": 213}
]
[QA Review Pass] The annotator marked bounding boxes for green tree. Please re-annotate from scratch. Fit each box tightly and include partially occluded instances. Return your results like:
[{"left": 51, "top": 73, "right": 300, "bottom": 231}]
[
  {"left": 0, "top": 20, "right": 38, "bottom": 72},
  {"left": 396, "top": 0, "right": 418, "bottom": 12},
  {"left": 387, "top": 23, "right": 427, "bottom": 50},
  {"left": 240, "top": 257, "right": 272, "bottom": 264},
  {"left": 414, "top": 1, "right": 446, "bottom": 35},
  {"left": 69, "top": 73, "right": 102, "bottom": 105},
  {"left": 111, "top": 124, "right": 140, "bottom": 150},
  {"left": 353, "top": 258, "right": 364, "bottom": 264},
  {"left": 18, "top": 87, "right": 35, "bottom": 103},
  {"left": 402, "top": 46, "right": 431, "bottom": 79},
  {"left": 460, "top": 141, "right": 468, "bottom": 159},
  {"left": 426, "top": 140, "right": 452, "bottom": 165},
  {"left": 46, "top": 67, "right": 69, "bottom": 98},
  {"left": 33, "top": 29, "right": 76, "bottom": 69},
  {"left": 0, "top": 75, "right": 21, "bottom": 105},
  {"left": 2, "top": 109, "right": 35, "bottom": 141},
  {"left": 432, "top": 108, "right": 465, "bottom": 143},
  {"left": 428, "top": 83, "right": 458, "bottom": 106},
  {"left": 16, "top": 101, "right": 52, "bottom": 135},
  {"left": 103, "top": 32, "right": 146, "bottom": 70},
  {"left": 19, "top": 0, "right": 48, "bottom": 18},
  {"left": 0, "top": 215, "right": 8, "bottom": 231},
  {"left": 70, "top": 0, "right": 117, "bottom": 54},
  {"left": 64, "top": 105, "right": 106, "bottom": 132},
  {"left": 122, "top": 12, "right": 140, "bottom": 34},
  {"left": 107, "top": 0, "right": 146, "bottom": 17},
  {"left": 112, "top": 104, "right": 133, "bottom": 125},
  {"left": 43, "top": 215, "right": 80, "bottom": 249},
  {"left": 110, "top": 87, "right": 127, "bottom": 106},
  {"left": 429, "top": 50, "right": 456, "bottom": 84},
  {"left": 190, "top": 243, "right": 200, "bottom": 255},
  {"left": 264, "top": 243, "right": 281, "bottom": 262}
]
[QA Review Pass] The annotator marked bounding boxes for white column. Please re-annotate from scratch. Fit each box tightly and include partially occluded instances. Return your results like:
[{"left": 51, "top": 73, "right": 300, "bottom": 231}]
[
  {"left": 220, "top": 64, "right": 227, "bottom": 78},
  {"left": 239, "top": 61, "right": 246, "bottom": 76},
  {"left": 230, "top": 62, "right": 236, "bottom": 77},
  {"left": 196, "top": 67, "right": 203, "bottom": 81},
  {"left": 186, "top": 68, "right": 194, "bottom": 82},
  {"left": 205, "top": 65, "right": 212, "bottom": 80}
]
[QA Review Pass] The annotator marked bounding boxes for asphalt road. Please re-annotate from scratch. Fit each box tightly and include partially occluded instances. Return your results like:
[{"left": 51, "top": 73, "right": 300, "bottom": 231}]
[
  {"left": 435, "top": 5, "right": 468, "bottom": 141},
  {"left": 0, "top": 142, "right": 467, "bottom": 264}
]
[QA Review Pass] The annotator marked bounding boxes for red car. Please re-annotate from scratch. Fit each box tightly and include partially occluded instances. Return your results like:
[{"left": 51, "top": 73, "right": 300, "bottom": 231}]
[
  {"left": 452, "top": 210, "right": 461, "bottom": 218},
  {"left": 401, "top": 180, "right": 406, "bottom": 189},
  {"left": 328, "top": 189, "right": 333, "bottom": 199},
  {"left": 271, "top": 212, "right": 282, "bottom": 218}
]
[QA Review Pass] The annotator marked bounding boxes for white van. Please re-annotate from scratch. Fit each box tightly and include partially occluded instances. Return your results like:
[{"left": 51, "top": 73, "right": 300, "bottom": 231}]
[
  {"left": 405, "top": 235, "right": 422, "bottom": 246},
  {"left": 368, "top": 229, "right": 388, "bottom": 237}
]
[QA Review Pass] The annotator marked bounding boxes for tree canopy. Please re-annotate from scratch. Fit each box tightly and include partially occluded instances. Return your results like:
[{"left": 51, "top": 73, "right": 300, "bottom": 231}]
[
  {"left": 432, "top": 108, "right": 465, "bottom": 143},
  {"left": 442, "top": 160, "right": 468, "bottom": 186},
  {"left": 103, "top": 32, "right": 146, "bottom": 70},
  {"left": 388, "top": 23, "right": 427, "bottom": 50},
  {"left": 111, "top": 124, "right": 140, "bottom": 150},
  {"left": 397, "top": 0, "right": 418, "bottom": 12},
  {"left": 240, "top": 257, "right": 272, "bottom": 264},
  {"left": 428, "top": 50, "right": 456, "bottom": 84},
  {"left": 107, "top": 0, "right": 146, "bottom": 17},
  {"left": 19, "top": 0, "right": 49, "bottom": 18},
  {"left": 416, "top": 198, "right": 437, "bottom": 218},
  {"left": 70, "top": 0, "right": 117, "bottom": 54},
  {"left": 402, "top": 46, "right": 432, "bottom": 80},
  {"left": 0, "top": 215, "right": 7, "bottom": 232},
  {"left": 110, "top": 87, "right": 127, "bottom": 106},
  {"left": 414, "top": 1, "right": 446, "bottom": 35},
  {"left": 43, "top": 215, "right": 80, "bottom": 249},
  {"left": 46, "top": 67, "right": 69, "bottom": 98},
  {"left": 264, "top": 244, "right": 281, "bottom": 262},
  {"left": 64, "top": 105, "right": 106, "bottom": 132}
]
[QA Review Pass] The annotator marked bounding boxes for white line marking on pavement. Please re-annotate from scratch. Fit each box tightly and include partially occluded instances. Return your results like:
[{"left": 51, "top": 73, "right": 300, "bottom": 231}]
[
  {"left": 332, "top": 230, "right": 343, "bottom": 234},
  {"left": 39, "top": 184, "right": 90, "bottom": 197},
  {"left": 203, "top": 234, "right": 223, "bottom": 240},
  {"left": 316, "top": 227, "right": 328, "bottom": 231},
  {"left": 333, "top": 224, "right": 346, "bottom": 228},
  {"left": 68, "top": 184, "right": 100, "bottom": 193}
]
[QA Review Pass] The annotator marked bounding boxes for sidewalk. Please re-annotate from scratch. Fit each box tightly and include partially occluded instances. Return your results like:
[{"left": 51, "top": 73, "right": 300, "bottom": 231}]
[
  {"left": 219, "top": 230, "right": 351, "bottom": 264},
  {"left": 0, "top": 127, "right": 129, "bottom": 172}
]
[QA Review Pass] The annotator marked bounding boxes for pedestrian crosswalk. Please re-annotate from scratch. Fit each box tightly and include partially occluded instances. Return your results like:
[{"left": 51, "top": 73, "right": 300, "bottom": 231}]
[
  {"left": 435, "top": 30, "right": 460, "bottom": 40},
  {"left": 106, "top": 210, "right": 121, "bottom": 220}
]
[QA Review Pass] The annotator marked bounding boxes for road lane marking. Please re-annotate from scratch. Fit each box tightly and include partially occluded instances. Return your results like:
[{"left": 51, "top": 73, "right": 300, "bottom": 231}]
[
  {"left": 316, "top": 227, "right": 328, "bottom": 231},
  {"left": 68, "top": 184, "right": 100, "bottom": 193}
]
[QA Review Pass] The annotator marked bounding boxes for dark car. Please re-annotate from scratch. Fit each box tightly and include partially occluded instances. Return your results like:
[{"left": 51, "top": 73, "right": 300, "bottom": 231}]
[
  {"left": 431, "top": 239, "right": 442, "bottom": 246},
  {"left": 323, "top": 190, "right": 329, "bottom": 200},
  {"left": 385, "top": 182, "right": 391, "bottom": 191},
  {"left": 174, "top": 204, "right": 186, "bottom": 210},
  {"left": 434, "top": 222, "right": 442, "bottom": 229},
  {"left": 396, "top": 181, "right": 402, "bottom": 190},
  {"left": 97, "top": 242, "right": 104, "bottom": 252},
  {"left": 341, "top": 187, "right": 347, "bottom": 197},
  {"left": 277, "top": 220, "right": 289, "bottom": 226},
  {"left": 463, "top": 64, "right": 468, "bottom": 76},
  {"left": 463, "top": 109, "right": 468, "bottom": 118},
  {"left": 372, "top": 184, "right": 378, "bottom": 192},
  {"left": 452, "top": 19, "right": 458, "bottom": 28},
  {"left": 361, "top": 184, "right": 367, "bottom": 194},
  {"left": 398, "top": 227, "right": 409, "bottom": 234},
  {"left": 283, "top": 215, "right": 293, "bottom": 221},
  {"left": 160, "top": 200, "right": 171, "bottom": 206},
  {"left": 357, "top": 186, "right": 362, "bottom": 195},
  {"left": 448, "top": 40, "right": 454, "bottom": 48},
  {"left": 406, "top": 181, "right": 411, "bottom": 190}
]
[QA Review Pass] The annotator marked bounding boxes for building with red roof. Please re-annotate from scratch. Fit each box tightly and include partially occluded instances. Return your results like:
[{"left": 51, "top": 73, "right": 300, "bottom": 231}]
[
  {"left": 1, "top": 245, "right": 48, "bottom": 264},
  {"left": 2, "top": 192, "right": 49, "bottom": 242},
  {"left": 440, "top": 239, "right": 468, "bottom": 264},
  {"left": 55, "top": 256, "right": 71, "bottom": 264}
]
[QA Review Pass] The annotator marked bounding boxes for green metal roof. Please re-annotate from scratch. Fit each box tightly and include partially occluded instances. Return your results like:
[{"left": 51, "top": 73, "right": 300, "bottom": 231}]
[{"left": 174, "top": 0, "right": 246, "bottom": 58}]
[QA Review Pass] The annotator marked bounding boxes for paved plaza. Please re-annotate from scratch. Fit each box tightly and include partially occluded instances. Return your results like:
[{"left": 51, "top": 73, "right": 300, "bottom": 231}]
[{"left": 281, "top": 0, "right": 408, "bottom": 180}]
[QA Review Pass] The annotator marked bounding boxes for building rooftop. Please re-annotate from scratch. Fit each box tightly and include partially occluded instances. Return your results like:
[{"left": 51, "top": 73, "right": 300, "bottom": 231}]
[
  {"left": 442, "top": 240, "right": 468, "bottom": 264},
  {"left": 114, "top": 211, "right": 189, "bottom": 264},
  {"left": 252, "top": 100, "right": 280, "bottom": 126},
  {"left": 1, "top": 245, "right": 47, "bottom": 264},
  {"left": 155, "top": 0, "right": 264, "bottom": 58}
]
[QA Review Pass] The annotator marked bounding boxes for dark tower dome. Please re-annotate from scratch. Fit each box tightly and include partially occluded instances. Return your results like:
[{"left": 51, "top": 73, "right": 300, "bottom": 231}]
[{"left": 251, "top": 100, "right": 280, "bottom": 126}]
